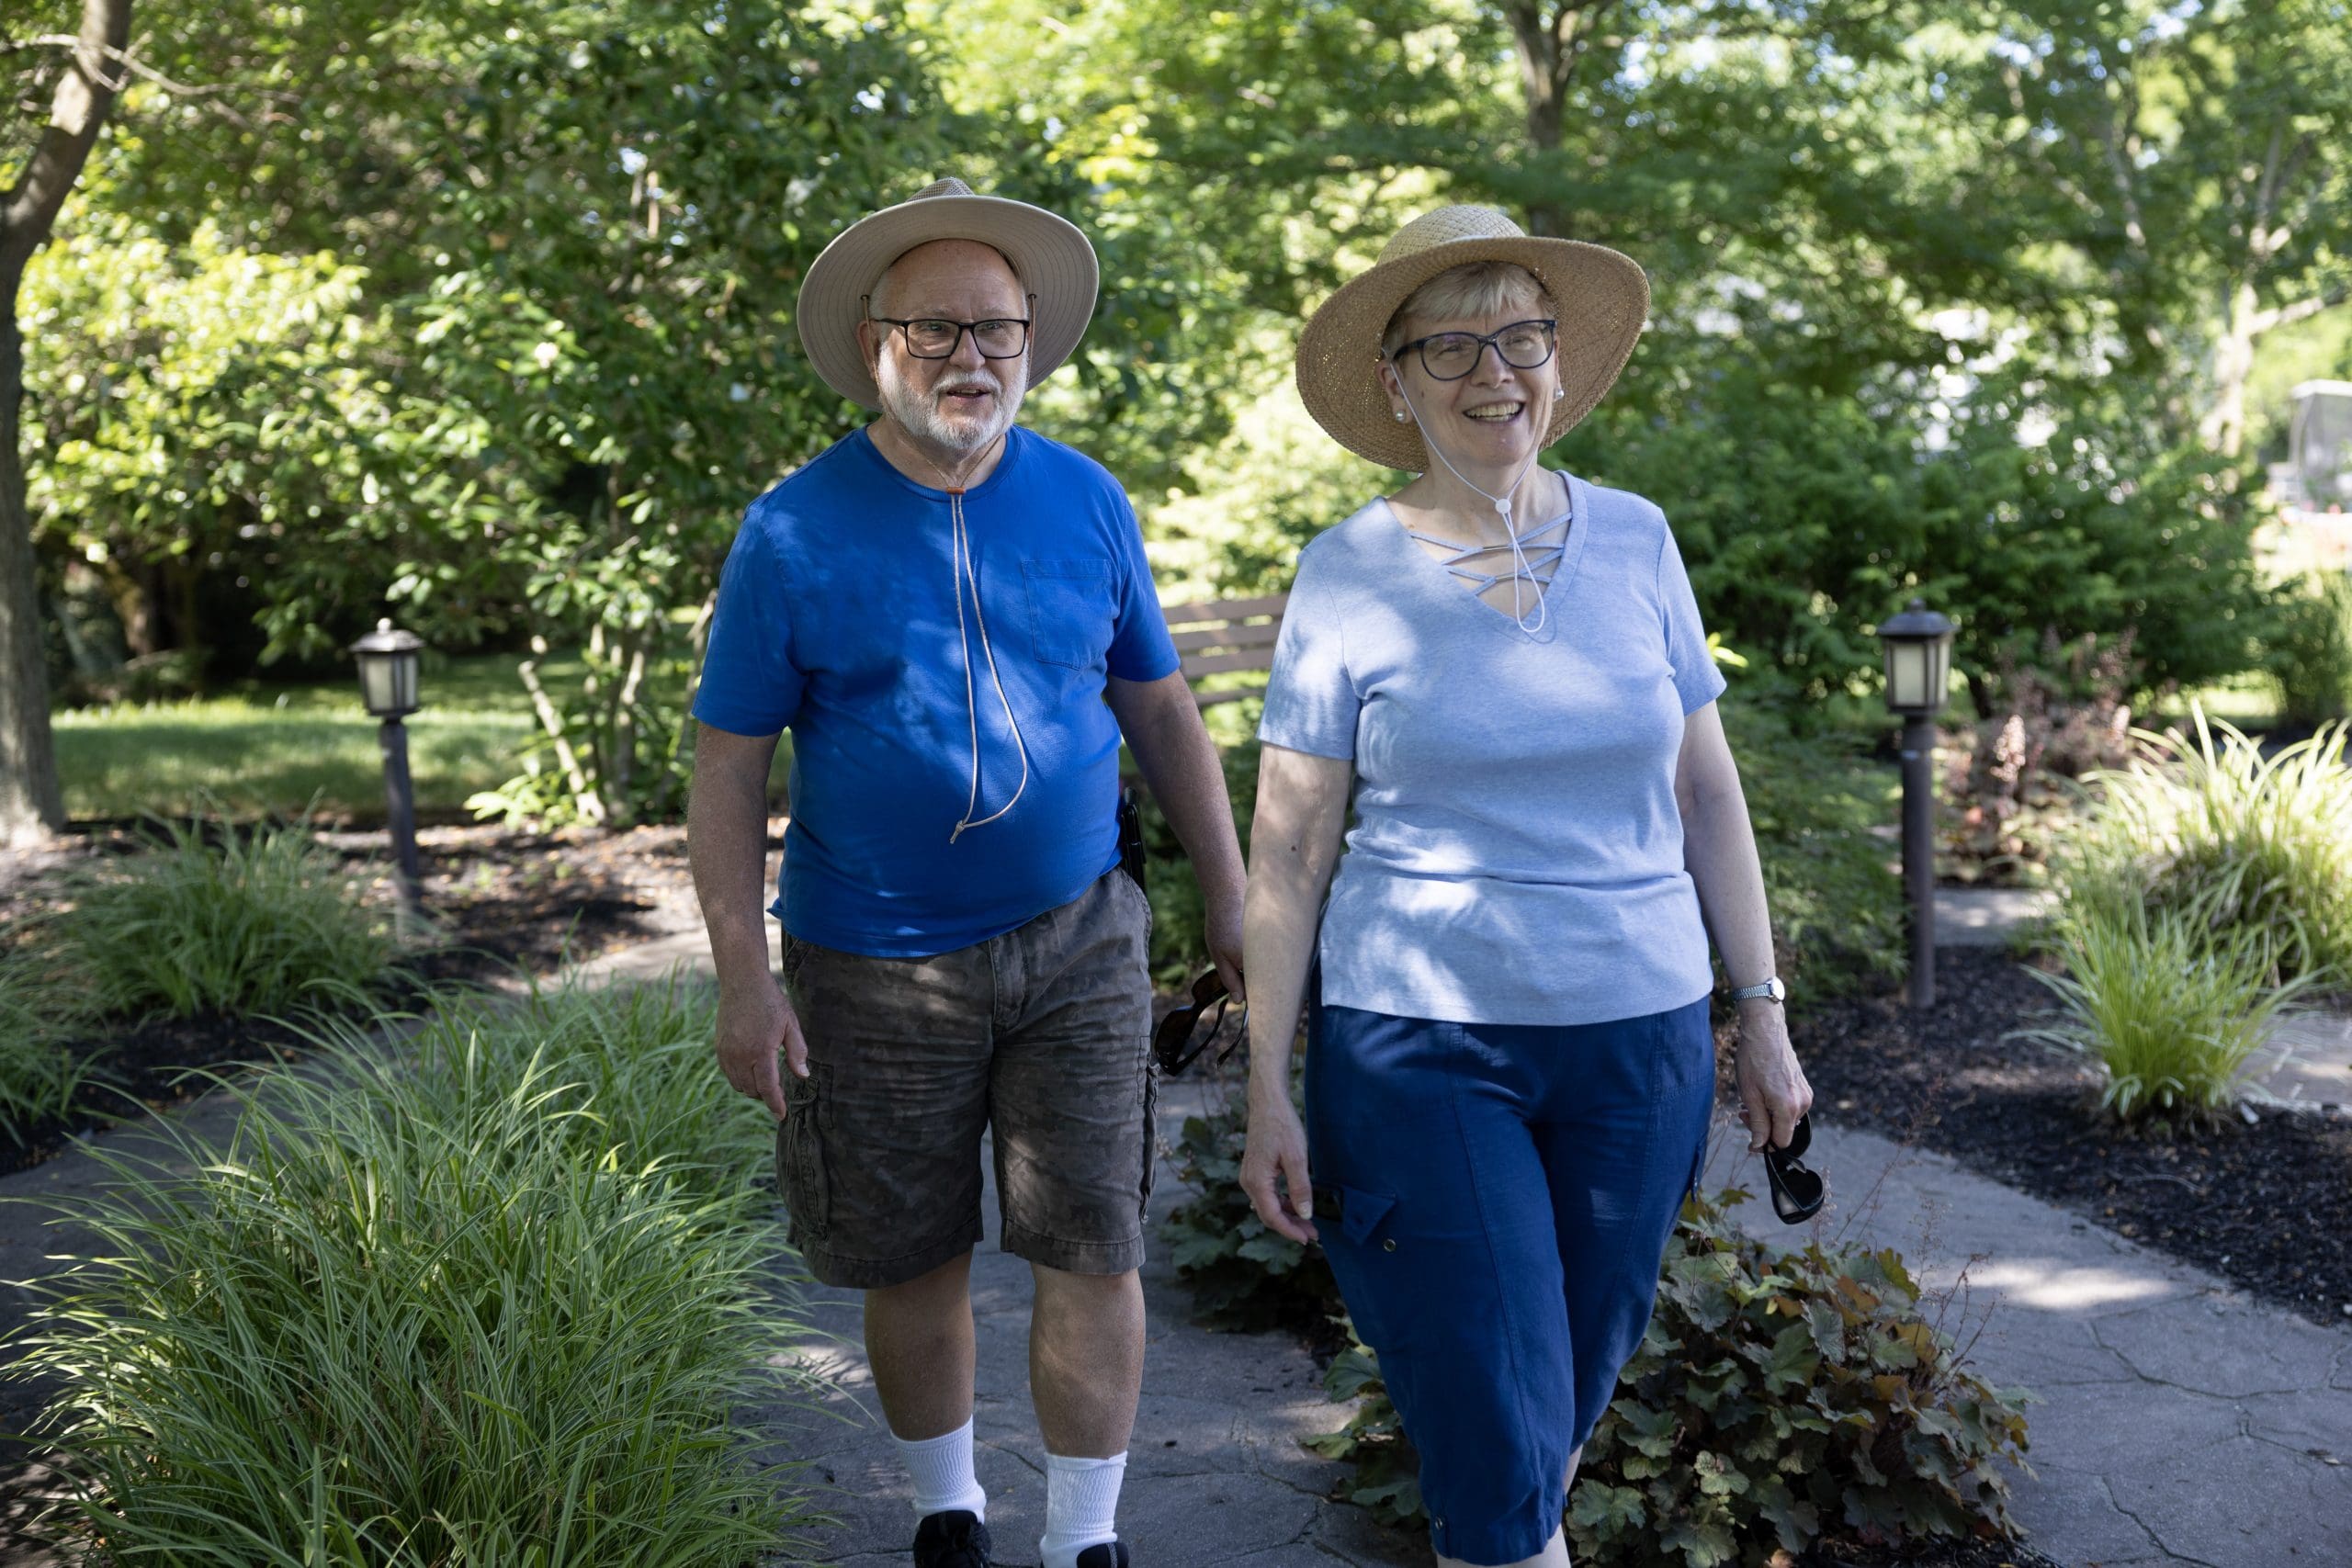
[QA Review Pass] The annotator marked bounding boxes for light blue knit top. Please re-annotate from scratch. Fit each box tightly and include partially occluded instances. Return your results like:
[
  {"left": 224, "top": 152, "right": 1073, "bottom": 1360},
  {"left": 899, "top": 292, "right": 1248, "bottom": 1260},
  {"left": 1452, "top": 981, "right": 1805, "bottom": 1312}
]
[{"left": 1257, "top": 471, "right": 1727, "bottom": 1026}]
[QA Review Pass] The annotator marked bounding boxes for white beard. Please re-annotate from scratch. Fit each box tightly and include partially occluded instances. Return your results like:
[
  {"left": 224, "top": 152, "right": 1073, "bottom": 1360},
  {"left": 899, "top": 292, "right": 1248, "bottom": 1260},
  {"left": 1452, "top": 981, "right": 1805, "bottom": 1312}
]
[{"left": 876, "top": 351, "right": 1027, "bottom": 458}]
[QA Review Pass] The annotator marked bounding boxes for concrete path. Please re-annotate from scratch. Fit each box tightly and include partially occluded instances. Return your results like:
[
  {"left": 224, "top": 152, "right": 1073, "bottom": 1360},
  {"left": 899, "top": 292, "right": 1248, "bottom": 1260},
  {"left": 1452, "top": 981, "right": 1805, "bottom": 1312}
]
[
  {"left": 751, "top": 1078, "right": 1424, "bottom": 1568},
  {"left": 1936, "top": 886, "right": 2056, "bottom": 948}
]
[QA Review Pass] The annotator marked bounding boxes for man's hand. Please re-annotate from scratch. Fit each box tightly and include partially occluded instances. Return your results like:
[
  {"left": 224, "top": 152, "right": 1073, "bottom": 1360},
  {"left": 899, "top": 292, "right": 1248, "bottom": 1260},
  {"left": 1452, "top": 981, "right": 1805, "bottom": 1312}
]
[
  {"left": 1239, "top": 1089, "right": 1318, "bottom": 1246},
  {"left": 1204, "top": 887, "right": 1245, "bottom": 1001},
  {"left": 715, "top": 973, "right": 808, "bottom": 1121},
  {"left": 1733, "top": 1003, "right": 1812, "bottom": 1154}
]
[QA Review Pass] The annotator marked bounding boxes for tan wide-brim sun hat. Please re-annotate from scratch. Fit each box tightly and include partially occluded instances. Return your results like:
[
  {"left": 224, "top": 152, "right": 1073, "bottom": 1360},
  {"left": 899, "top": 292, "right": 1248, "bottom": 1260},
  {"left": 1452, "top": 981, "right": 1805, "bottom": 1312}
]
[
  {"left": 1295, "top": 204, "right": 1650, "bottom": 471},
  {"left": 797, "top": 177, "right": 1100, "bottom": 411}
]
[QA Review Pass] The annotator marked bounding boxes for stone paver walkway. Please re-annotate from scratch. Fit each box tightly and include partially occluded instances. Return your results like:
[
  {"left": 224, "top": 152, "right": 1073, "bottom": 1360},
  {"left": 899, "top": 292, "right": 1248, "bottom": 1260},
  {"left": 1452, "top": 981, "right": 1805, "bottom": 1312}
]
[{"left": 1936, "top": 886, "right": 2057, "bottom": 947}]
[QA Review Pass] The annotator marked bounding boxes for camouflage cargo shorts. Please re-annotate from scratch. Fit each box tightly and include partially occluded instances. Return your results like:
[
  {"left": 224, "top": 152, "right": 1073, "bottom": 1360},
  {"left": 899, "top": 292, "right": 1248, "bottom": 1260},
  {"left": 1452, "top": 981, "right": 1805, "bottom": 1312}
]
[{"left": 774, "top": 868, "right": 1157, "bottom": 1290}]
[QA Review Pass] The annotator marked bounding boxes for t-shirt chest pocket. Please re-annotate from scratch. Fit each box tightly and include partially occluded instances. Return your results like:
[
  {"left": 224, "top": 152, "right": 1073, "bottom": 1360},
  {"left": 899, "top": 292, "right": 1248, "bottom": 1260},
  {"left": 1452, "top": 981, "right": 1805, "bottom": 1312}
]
[{"left": 1021, "top": 558, "right": 1116, "bottom": 670}]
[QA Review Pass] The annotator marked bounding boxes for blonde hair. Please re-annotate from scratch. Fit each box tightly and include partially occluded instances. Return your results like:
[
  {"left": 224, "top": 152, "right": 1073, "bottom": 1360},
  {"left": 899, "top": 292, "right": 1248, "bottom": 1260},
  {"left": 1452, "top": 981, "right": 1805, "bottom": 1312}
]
[{"left": 1381, "top": 262, "right": 1554, "bottom": 358}]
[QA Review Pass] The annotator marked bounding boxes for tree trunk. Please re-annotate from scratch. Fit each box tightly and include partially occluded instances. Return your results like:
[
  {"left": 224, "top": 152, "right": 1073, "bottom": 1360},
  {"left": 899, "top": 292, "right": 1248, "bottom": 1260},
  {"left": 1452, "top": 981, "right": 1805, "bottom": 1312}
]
[
  {"left": 1498, "top": 1, "right": 1616, "bottom": 236},
  {"left": 0, "top": 0, "right": 134, "bottom": 845},
  {"left": 2202, "top": 276, "right": 2261, "bottom": 460},
  {"left": 0, "top": 311, "right": 65, "bottom": 843}
]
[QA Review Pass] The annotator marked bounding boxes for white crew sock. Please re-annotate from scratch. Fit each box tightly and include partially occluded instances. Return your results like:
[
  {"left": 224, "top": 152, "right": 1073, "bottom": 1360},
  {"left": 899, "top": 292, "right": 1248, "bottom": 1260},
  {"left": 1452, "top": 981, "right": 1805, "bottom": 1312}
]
[
  {"left": 893, "top": 1417, "right": 987, "bottom": 1523},
  {"left": 1038, "top": 1450, "right": 1127, "bottom": 1568}
]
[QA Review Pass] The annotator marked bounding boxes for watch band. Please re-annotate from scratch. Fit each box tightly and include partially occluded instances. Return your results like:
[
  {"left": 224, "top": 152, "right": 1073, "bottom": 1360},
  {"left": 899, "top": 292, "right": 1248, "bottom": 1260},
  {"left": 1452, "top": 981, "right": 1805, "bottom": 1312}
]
[{"left": 1730, "top": 976, "right": 1787, "bottom": 1004}]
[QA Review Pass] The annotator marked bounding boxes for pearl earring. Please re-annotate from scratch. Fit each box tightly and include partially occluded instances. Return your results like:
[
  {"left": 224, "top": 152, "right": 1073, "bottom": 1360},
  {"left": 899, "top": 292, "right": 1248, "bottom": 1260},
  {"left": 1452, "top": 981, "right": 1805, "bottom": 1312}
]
[
  {"left": 1394, "top": 410, "right": 1408, "bottom": 422},
  {"left": 1553, "top": 388, "right": 1565, "bottom": 401}
]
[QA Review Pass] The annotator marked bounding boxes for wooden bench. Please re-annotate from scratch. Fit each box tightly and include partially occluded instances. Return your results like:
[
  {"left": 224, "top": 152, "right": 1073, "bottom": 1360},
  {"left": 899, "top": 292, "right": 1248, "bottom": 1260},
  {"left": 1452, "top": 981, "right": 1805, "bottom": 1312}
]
[{"left": 1159, "top": 592, "right": 1291, "bottom": 707}]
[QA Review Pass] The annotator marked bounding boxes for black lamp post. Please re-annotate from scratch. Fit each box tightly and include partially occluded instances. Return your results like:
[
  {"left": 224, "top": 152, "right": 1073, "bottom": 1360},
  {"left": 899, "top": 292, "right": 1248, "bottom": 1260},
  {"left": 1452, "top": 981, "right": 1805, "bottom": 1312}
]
[
  {"left": 351, "top": 619, "right": 426, "bottom": 931},
  {"left": 1879, "top": 598, "right": 1955, "bottom": 1009}
]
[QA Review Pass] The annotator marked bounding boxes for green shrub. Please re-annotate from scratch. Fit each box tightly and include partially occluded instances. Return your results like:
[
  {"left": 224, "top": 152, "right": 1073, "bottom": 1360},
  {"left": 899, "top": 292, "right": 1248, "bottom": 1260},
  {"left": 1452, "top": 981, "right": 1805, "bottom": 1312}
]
[
  {"left": 0, "top": 956, "right": 104, "bottom": 1148},
  {"left": 1723, "top": 701, "right": 1906, "bottom": 1001},
  {"left": 1159, "top": 1096, "right": 1343, "bottom": 1334},
  {"left": 2269, "top": 570, "right": 2352, "bottom": 726},
  {"left": 9, "top": 976, "right": 820, "bottom": 1565},
  {"left": 40, "top": 814, "right": 399, "bottom": 1021},
  {"left": 2062, "top": 707, "right": 2352, "bottom": 981},
  {"left": 2019, "top": 892, "right": 2323, "bottom": 1125},
  {"left": 1309, "top": 1189, "right": 2033, "bottom": 1567}
]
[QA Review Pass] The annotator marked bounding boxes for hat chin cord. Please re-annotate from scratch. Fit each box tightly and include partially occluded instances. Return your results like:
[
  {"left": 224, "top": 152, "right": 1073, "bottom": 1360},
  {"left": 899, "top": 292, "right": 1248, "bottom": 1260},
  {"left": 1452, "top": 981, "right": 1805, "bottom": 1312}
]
[
  {"left": 903, "top": 424, "right": 1031, "bottom": 841},
  {"left": 1396, "top": 383, "right": 1550, "bottom": 637}
]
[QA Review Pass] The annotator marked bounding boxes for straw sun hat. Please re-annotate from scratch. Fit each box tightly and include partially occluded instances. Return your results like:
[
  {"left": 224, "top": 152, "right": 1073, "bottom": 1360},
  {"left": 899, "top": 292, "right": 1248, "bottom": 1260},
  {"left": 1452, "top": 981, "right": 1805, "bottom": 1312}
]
[
  {"left": 1295, "top": 205, "right": 1650, "bottom": 471},
  {"left": 797, "top": 177, "right": 1100, "bottom": 411}
]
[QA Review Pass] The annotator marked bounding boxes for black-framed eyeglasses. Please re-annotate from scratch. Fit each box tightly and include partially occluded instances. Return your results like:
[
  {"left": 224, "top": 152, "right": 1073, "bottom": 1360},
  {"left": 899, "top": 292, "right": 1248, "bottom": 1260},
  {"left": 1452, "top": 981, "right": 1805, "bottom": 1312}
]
[
  {"left": 1761, "top": 1113, "right": 1826, "bottom": 1224},
  {"left": 1152, "top": 970, "right": 1248, "bottom": 1077},
  {"left": 1387, "top": 318, "right": 1558, "bottom": 381},
  {"left": 864, "top": 310, "right": 1034, "bottom": 360}
]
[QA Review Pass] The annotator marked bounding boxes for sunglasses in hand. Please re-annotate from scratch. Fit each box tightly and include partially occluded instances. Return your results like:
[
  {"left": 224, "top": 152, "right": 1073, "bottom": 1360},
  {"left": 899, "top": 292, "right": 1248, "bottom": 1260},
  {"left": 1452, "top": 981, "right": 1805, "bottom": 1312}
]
[
  {"left": 1760, "top": 1112, "right": 1826, "bottom": 1224},
  {"left": 1153, "top": 971, "right": 1248, "bottom": 1077}
]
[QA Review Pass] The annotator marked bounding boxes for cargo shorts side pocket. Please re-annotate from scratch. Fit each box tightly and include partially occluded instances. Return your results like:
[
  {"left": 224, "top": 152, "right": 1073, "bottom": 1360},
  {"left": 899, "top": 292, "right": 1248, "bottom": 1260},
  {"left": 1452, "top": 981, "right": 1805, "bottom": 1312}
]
[{"left": 776, "top": 1064, "right": 831, "bottom": 1244}]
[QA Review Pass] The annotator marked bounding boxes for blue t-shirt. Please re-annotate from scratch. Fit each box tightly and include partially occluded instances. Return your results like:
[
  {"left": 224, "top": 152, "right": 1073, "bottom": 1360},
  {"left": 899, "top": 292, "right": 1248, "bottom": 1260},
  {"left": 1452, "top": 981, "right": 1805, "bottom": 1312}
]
[
  {"left": 694, "top": 425, "right": 1181, "bottom": 956},
  {"left": 1257, "top": 472, "right": 1727, "bottom": 1026}
]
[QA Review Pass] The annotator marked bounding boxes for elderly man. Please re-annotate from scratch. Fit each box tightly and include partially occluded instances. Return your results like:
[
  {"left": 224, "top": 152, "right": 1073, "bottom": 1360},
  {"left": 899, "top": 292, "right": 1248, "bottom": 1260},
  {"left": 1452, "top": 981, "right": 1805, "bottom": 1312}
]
[{"left": 688, "top": 179, "right": 1243, "bottom": 1568}]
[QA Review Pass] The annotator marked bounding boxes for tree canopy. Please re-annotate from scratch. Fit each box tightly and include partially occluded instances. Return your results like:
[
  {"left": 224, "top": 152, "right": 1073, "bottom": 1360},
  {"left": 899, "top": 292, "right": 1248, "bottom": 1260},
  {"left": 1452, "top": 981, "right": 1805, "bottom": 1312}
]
[{"left": 7, "top": 0, "right": 2346, "bottom": 823}]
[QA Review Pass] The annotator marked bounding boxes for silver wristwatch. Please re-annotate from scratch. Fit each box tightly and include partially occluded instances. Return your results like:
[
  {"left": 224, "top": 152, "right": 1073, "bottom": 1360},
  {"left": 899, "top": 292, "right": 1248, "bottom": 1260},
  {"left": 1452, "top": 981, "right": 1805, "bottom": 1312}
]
[{"left": 1730, "top": 976, "right": 1787, "bottom": 1005}]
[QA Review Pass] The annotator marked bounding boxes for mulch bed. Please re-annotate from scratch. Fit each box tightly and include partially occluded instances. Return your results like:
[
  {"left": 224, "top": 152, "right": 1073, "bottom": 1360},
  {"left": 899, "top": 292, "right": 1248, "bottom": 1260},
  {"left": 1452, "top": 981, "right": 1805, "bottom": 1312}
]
[
  {"left": 0, "top": 822, "right": 740, "bottom": 1179},
  {"left": 1790, "top": 946, "right": 2352, "bottom": 1325}
]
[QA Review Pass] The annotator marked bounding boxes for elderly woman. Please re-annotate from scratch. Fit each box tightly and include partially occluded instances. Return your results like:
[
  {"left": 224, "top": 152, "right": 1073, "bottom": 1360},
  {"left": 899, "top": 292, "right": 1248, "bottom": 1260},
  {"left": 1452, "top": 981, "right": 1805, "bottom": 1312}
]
[{"left": 1238, "top": 205, "right": 1815, "bottom": 1568}]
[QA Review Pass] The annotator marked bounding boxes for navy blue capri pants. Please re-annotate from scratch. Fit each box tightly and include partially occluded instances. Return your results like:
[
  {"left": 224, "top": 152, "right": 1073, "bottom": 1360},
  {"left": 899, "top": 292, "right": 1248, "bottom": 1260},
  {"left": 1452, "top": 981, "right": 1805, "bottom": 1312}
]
[{"left": 1306, "top": 997, "right": 1716, "bottom": 1567}]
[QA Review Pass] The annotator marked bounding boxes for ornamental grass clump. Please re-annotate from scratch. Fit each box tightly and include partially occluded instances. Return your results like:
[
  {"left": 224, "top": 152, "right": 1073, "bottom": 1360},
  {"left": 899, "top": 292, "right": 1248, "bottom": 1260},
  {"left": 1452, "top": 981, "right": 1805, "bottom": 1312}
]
[
  {"left": 2061, "top": 707, "right": 2352, "bottom": 982},
  {"left": 9, "top": 976, "right": 821, "bottom": 1565},
  {"left": 41, "top": 814, "right": 399, "bottom": 1021},
  {"left": 2019, "top": 892, "right": 2323, "bottom": 1124},
  {"left": 0, "top": 955, "right": 104, "bottom": 1147},
  {"left": 1309, "top": 1189, "right": 2033, "bottom": 1567}
]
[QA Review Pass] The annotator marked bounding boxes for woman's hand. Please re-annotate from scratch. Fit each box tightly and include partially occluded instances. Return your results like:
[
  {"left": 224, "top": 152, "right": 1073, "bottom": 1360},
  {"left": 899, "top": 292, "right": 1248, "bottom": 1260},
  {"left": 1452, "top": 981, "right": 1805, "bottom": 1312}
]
[
  {"left": 1239, "top": 1089, "right": 1320, "bottom": 1246},
  {"left": 1732, "top": 1001, "right": 1812, "bottom": 1154}
]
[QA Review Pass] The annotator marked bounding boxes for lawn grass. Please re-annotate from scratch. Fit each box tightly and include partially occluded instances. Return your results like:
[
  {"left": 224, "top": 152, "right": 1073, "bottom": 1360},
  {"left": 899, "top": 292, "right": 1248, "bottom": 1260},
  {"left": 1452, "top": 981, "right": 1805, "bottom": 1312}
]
[
  {"left": 55, "top": 701, "right": 537, "bottom": 821},
  {"left": 53, "top": 649, "right": 793, "bottom": 824},
  {"left": 55, "top": 651, "right": 580, "bottom": 822}
]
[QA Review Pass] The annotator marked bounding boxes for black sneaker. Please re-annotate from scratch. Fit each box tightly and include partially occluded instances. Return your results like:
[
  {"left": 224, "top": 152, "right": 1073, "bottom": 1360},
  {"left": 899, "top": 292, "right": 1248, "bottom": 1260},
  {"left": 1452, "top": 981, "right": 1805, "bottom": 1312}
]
[
  {"left": 912, "top": 1509, "right": 993, "bottom": 1568},
  {"left": 1074, "top": 1544, "right": 1129, "bottom": 1568}
]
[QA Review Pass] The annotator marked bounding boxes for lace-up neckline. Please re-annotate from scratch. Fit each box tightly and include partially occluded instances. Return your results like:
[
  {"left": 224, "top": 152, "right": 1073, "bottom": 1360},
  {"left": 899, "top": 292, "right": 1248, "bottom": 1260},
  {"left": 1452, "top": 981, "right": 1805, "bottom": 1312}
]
[
  {"left": 1392, "top": 471, "right": 1576, "bottom": 621},
  {"left": 1401, "top": 509, "right": 1571, "bottom": 597}
]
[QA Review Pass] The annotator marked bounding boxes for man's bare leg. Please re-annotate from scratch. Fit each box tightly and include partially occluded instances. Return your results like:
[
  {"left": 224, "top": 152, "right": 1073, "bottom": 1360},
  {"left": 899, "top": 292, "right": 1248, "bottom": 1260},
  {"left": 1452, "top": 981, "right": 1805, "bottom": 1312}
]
[
  {"left": 1028, "top": 1264, "right": 1145, "bottom": 1455},
  {"left": 865, "top": 1251, "right": 978, "bottom": 1439}
]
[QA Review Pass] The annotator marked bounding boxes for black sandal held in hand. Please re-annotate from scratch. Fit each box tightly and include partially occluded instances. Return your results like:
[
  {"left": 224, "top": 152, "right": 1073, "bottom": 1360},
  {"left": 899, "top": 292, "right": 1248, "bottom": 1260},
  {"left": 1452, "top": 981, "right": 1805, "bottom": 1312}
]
[{"left": 1761, "top": 1113, "right": 1826, "bottom": 1224}]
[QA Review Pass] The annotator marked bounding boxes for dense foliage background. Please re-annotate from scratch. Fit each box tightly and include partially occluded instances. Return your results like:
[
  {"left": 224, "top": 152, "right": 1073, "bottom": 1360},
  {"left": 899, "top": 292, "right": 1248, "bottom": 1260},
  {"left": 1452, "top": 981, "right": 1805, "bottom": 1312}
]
[{"left": 8, "top": 0, "right": 2349, "bottom": 819}]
